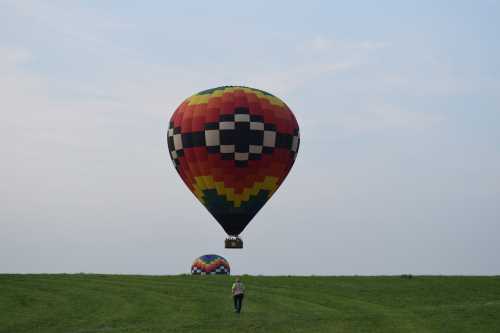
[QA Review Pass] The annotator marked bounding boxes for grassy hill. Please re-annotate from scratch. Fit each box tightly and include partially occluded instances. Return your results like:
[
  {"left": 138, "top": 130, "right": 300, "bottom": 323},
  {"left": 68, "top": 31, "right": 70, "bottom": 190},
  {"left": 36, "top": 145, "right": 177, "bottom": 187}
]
[{"left": 1, "top": 274, "right": 499, "bottom": 332}]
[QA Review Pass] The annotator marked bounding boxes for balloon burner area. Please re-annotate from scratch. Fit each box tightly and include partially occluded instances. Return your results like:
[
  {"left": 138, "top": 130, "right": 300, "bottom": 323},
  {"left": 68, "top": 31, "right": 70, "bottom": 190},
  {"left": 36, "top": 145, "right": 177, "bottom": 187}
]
[{"left": 225, "top": 237, "right": 243, "bottom": 249}]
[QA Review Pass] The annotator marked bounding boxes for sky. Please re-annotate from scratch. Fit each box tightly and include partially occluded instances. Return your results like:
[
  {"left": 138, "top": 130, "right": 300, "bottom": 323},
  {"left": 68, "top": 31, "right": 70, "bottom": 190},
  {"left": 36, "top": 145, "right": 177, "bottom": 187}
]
[{"left": 1, "top": 0, "right": 499, "bottom": 275}]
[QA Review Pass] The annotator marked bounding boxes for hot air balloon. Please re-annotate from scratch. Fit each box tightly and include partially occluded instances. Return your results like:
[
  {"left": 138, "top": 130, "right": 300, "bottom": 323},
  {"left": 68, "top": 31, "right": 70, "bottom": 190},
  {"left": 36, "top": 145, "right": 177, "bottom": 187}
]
[
  {"left": 191, "top": 254, "right": 230, "bottom": 275},
  {"left": 167, "top": 86, "right": 300, "bottom": 248}
]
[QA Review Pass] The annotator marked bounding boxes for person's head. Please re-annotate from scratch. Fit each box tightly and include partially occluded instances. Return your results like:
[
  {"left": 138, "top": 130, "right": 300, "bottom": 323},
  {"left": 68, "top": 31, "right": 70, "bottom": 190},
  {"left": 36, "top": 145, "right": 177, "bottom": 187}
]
[{"left": 236, "top": 277, "right": 240, "bottom": 283}]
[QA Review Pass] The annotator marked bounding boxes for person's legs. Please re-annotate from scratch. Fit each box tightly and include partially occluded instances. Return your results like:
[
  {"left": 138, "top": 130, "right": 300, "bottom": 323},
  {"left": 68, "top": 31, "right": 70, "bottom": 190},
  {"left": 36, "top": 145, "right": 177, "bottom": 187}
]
[
  {"left": 239, "top": 295, "right": 244, "bottom": 312},
  {"left": 234, "top": 294, "right": 243, "bottom": 313},
  {"left": 235, "top": 295, "right": 240, "bottom": 312},
  {"left": 233, "top": 296, "right": 238, "bottom": 312}
]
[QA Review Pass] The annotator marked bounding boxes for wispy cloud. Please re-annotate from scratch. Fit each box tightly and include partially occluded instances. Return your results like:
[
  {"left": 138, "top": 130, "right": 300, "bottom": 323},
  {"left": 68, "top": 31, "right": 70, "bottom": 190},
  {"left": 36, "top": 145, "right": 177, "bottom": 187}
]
[
  {"left": 0, "top": 47, "right": 32, "bottom": 66},
  {"left": 306, "top": 36, "right": 390, "bottom": 52},
  {"left": 245, "top": 62, "right": 355, "bottom": 96},
  {"left": 334, "top": 104, "right": 444, "bottom": 133}
]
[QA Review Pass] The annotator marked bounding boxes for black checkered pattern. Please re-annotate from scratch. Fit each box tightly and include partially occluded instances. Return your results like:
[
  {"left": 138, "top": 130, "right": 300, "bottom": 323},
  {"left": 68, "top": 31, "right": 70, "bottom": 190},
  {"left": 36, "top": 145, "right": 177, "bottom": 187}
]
[
  {"left": 214, "top": 265, "right": 230, "bottom": 274},
  {"left": 191, "top": 267, "right": 203, "bottom": 274},
  {"left": 167, "top": 107, "right": 300, "bottom": 168},
  {"left": 191, "top": 265, "right": 230, "bottom": 275},
  {"left": 204, "top": 107, "right": 275, "bottom": 167},
  {"left": 291, "top": 128, "right": 300, "bottom": 157},
  {"left": 167, "top": 124, "right": 183, "bottom": 167}
]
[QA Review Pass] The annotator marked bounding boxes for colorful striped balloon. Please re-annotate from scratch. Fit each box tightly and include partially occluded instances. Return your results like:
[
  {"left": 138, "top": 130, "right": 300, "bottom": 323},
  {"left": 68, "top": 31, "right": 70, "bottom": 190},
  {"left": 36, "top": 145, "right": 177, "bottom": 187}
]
[
  {"left": 191, "top": 254, "right": 230, "bottom": 275},
  {"left": 167, "top": 86, "right": 300, "bottom": 237}
]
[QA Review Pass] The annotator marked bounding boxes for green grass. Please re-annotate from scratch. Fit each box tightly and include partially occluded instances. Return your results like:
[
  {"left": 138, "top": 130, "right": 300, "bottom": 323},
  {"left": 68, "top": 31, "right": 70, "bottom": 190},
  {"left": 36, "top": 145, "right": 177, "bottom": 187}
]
[{"left": 1, "top": 275, "right": 500, "bottom": 332}]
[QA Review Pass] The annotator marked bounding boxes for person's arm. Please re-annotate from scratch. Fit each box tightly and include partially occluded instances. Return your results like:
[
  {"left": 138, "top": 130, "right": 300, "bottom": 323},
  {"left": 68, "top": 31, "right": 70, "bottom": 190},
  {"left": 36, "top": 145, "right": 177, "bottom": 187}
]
[{"left": 231, "top": 283, "right": 235, "bottom": 295}]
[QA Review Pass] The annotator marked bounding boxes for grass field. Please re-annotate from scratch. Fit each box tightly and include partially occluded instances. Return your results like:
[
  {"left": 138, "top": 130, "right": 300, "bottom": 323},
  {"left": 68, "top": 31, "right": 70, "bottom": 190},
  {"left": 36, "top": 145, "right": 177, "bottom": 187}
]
[{"left": 1, "top": 274, "right": 499, "bottom": 332}]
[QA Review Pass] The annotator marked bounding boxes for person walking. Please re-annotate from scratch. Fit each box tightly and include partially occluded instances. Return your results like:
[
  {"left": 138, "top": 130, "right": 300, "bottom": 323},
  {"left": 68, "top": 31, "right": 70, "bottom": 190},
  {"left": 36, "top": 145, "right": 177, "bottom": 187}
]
[{"left": 232, "top": 277, "right": 245, "bottom": 313}]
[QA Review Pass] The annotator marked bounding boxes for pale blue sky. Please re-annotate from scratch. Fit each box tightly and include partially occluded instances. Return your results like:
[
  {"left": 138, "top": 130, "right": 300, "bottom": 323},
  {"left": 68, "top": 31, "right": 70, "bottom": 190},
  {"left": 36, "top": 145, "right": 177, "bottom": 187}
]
[{"left": 1, "top": 0, "right": 499, "bottom": 275}]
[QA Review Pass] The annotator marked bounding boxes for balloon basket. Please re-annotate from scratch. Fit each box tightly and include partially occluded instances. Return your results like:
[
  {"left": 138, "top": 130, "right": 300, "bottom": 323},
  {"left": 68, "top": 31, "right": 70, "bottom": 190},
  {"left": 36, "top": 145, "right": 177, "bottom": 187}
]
[{"left": 225, "top": 237, "right": 243, "bottom": 249}]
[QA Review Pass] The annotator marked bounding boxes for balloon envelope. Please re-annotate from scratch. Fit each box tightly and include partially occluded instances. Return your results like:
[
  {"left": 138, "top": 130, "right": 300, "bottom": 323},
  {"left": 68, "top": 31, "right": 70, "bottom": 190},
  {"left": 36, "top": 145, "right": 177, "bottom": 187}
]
[
  {"left": 167, "top": 86, "right": 300, "bottom": 236},
  {"left": 191, "top": 254, "right": 230, "bottom": 275}
]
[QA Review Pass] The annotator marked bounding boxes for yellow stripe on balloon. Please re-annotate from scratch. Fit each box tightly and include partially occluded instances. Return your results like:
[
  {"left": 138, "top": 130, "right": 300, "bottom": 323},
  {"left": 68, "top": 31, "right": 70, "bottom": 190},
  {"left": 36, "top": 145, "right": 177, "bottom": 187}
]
[
  {"left": 192, "top": 175, "right": 278, "bottom": 207},
  {"left": 186, "top": 87, "right": 285, "bottom": 108},
  {"left": 240, "top": 87, "right": 285, "bottom": 107}
]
